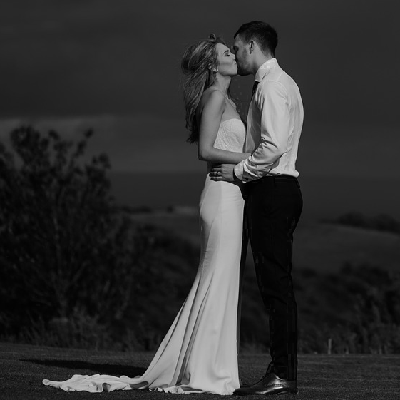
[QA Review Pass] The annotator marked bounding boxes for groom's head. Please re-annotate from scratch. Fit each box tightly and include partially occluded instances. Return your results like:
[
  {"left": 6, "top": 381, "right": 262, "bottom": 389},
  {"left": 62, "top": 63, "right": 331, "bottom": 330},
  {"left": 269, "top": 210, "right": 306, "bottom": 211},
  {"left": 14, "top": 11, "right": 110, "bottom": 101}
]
[{"left": 233, "top": 21, "right": 277, "bottom": 76}]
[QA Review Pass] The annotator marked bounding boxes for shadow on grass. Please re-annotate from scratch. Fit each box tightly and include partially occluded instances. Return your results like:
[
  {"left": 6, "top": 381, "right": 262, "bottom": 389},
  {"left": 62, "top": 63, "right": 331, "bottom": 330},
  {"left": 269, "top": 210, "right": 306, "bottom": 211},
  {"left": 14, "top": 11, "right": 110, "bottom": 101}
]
[{"left": 21, "top": 359, "right": 146, "bottom": 377}]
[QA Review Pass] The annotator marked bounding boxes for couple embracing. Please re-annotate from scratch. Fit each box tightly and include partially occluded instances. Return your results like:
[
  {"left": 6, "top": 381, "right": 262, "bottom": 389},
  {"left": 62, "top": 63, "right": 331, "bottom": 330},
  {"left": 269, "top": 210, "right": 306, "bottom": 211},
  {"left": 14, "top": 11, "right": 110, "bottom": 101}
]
[{"left": 44, "top": 20, "right": 304, "bottom": 396}]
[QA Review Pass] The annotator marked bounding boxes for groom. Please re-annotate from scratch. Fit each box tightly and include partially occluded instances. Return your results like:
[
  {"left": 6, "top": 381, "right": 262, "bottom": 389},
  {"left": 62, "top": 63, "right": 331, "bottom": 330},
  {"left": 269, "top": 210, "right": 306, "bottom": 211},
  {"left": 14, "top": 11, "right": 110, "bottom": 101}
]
[{"left": 211, "top": 21, "right": 304, "bottom": 396}]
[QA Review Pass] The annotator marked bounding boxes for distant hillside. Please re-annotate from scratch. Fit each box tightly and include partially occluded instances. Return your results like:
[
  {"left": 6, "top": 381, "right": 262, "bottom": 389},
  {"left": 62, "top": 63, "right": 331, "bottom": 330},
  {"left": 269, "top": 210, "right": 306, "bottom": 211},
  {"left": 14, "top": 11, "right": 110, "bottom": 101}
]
[
  {"left": 127, "top": 210, "right": 400, "bottom": 352},
  {"left": 113, "top": 172, "right": 400, "bottom": 353},
  {"left": 129, "top": 211, "right": 400, "bottom": 273},
  {"left": 293, "top": 220, "right": 400, "bottom": 272}
]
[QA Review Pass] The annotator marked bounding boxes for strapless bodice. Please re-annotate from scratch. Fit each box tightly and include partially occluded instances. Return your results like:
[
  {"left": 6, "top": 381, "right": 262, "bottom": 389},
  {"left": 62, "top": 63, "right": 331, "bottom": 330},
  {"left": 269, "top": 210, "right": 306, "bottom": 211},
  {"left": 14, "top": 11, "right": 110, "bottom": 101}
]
[{"left": 213, "top": 118, "right": 246, "bottom": 153}]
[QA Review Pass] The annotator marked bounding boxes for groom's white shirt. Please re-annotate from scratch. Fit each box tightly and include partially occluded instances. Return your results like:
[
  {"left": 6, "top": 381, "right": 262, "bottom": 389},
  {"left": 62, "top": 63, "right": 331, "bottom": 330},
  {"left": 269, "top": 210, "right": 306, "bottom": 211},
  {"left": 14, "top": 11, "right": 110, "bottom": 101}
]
[{"left": 234, "top": 58, "right": 304, "bottom": 182}]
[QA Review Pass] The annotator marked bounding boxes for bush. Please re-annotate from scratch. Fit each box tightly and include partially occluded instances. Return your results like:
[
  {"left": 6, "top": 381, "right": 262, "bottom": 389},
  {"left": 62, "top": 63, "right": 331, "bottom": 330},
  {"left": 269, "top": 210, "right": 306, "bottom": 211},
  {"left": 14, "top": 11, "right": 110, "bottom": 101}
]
[
  {"left": 296, "top": 263, "right": 400, "bottom": 354},
  {"left": 0, "top": 127, "right": 163, "bottom": 349},
  {"left": 333, "top": 212, "right": 400, "bottom": 234}
]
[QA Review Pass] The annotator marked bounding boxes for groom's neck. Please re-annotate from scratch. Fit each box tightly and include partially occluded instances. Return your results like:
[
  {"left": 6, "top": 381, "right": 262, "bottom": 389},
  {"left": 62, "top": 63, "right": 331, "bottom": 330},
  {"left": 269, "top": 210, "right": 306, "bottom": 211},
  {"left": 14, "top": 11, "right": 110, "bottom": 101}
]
[{"left": 252, "top": 53, "right": 273, "bottom": 75}]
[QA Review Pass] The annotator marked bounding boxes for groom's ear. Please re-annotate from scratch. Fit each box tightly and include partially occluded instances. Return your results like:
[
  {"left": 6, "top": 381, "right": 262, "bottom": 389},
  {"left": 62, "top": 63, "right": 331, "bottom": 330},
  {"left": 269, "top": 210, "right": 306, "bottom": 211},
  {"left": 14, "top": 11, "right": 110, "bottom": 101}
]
[{"left": 249, "top": 40, "right": 255, "bottom": 53}]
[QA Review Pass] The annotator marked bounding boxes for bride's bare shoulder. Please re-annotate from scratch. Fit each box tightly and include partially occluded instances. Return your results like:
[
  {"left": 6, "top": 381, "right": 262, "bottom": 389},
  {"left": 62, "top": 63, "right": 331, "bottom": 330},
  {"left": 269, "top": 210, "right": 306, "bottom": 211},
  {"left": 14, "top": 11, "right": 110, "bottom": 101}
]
[
  {"left": 199, "top": 88, "right": 225, "bottom": 109},
  {"left": 196, "top": 88, "right": 226, "bottom": 123}
]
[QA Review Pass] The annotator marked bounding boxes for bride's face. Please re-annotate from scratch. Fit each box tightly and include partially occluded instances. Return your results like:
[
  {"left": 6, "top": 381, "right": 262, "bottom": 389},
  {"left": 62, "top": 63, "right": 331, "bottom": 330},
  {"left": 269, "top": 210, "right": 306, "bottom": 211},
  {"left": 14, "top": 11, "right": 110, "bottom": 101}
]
[{"left": 214, "top": 43, "right": 237, "bottom": 77}]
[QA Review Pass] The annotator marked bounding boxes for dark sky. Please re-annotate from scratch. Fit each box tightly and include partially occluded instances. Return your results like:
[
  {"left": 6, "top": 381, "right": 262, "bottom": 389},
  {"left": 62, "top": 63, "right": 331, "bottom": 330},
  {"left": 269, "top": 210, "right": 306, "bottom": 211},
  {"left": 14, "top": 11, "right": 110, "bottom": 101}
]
[{"left": 0, "top": 0, "right": 399, "bottom": 179}]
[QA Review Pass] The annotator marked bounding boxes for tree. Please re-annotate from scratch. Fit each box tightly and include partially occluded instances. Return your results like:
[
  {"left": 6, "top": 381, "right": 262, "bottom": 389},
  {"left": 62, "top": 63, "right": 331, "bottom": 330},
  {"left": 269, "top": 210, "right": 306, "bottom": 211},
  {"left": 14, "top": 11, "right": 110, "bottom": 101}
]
[{"left": 0, "top": 127, "right": 153, "bottom": 344}]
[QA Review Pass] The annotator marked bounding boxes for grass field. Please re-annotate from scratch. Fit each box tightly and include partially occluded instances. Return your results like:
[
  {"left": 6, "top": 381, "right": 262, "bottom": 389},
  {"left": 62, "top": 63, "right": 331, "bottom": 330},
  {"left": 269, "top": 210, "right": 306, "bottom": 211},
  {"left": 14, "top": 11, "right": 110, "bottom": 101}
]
[{"left": 1, "top": 343, "right": 399, "bottom": 399}]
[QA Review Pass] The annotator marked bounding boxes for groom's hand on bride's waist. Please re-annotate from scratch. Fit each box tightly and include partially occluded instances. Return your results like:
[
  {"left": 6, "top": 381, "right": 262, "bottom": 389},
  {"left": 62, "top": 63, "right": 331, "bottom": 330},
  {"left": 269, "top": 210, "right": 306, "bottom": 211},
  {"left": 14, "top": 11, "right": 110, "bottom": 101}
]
[{"left": 210, "top": 164, "right": 236, "bottom": 182}]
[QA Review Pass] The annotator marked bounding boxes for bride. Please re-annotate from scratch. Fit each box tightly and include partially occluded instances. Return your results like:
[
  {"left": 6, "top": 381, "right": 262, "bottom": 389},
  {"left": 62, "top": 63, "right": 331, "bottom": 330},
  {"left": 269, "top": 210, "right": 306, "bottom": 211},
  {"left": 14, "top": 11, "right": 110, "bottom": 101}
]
[{"left": 43, "top": 34, "right": 250, "bottom": 395}]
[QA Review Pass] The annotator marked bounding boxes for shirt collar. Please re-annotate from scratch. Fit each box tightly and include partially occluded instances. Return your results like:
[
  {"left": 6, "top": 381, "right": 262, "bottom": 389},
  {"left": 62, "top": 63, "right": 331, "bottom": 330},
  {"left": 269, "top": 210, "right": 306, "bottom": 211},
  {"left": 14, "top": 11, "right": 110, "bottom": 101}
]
[{"left": 255, "top": 58, "right": 278, "bottom": 82}]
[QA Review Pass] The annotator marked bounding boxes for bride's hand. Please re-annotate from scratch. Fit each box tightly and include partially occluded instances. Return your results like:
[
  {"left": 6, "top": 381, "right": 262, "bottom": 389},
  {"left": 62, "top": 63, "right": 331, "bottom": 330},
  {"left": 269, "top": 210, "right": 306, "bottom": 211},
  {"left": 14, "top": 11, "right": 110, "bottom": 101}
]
[{"left": 210, "top": 164, "right": 236, "bottom": 182}]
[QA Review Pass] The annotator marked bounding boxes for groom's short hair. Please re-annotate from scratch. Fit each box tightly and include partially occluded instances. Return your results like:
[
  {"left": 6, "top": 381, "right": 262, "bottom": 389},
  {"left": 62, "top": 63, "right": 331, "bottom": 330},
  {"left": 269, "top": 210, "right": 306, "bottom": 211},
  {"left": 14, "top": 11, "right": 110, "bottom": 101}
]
[{"left": 235, "top": 21, "right": 278, "bottom": 56}]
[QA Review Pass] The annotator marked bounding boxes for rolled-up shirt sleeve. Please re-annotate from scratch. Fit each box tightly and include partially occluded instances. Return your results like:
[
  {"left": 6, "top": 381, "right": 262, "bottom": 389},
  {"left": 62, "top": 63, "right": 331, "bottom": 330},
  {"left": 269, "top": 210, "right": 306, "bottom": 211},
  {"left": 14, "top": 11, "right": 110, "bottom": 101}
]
[{"left": 235, "top": 81, "right": 290, "bottom": 182}]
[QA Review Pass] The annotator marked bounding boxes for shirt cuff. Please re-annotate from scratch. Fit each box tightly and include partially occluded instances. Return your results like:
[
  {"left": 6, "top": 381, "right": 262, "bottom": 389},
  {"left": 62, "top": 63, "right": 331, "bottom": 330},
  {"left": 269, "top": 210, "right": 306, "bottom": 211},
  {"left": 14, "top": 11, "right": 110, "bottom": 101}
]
[{"left": 234, "top": 162, "right": 244, "bottom": 182}]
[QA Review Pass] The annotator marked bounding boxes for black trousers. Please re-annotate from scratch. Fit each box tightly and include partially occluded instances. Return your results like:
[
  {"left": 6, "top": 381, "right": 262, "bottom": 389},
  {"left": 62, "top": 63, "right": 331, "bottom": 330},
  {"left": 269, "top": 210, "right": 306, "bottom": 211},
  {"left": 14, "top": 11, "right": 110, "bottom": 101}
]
[{"left": 243, "top": 175, "right": 302, "bottom": 381}]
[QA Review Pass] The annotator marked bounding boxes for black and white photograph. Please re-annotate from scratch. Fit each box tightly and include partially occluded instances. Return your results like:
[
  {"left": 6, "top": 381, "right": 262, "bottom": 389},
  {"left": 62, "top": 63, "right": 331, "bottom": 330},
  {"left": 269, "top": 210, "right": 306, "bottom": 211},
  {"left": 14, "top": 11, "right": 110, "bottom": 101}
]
[{"left": 0, "top": 1, "right": 399, "bottom": 399}]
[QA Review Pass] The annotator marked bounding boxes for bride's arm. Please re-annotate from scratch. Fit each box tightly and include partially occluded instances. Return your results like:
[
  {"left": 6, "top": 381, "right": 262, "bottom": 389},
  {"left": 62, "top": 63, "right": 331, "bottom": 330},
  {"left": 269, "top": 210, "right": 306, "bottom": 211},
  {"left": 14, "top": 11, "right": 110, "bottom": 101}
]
[{"left": 198, "top": 91, "right": 250, "bottom": 163}]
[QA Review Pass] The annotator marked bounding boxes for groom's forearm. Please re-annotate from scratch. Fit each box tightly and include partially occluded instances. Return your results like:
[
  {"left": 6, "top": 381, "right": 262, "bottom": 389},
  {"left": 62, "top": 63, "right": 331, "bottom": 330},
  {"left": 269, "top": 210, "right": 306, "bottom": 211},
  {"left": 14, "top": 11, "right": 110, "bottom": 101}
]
[
  {"left": 234, "top": 148, "right": 281, "bottom": 182},
  {"left": 234, "top": 162, "right": 274, "bottom": 182}
]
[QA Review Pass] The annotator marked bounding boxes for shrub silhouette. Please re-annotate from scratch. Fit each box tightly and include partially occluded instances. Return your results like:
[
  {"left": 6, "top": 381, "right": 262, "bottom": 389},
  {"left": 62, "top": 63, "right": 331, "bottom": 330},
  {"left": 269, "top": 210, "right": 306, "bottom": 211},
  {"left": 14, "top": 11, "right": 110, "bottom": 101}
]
[
  {"left": 334, "top": 212, "right": 400, "bottom": 234},
  {"left": 296, "top": 263, "right": 400, "bottom": 354},
  {"left": 0, "top": 127, "right": 157, "bottom": 347}
]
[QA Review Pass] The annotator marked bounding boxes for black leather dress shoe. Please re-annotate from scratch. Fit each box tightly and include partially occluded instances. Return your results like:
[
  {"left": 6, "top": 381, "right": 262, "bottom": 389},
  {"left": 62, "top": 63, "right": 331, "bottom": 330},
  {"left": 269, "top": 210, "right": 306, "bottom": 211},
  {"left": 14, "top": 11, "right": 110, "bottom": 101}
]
[{"left": 233, "top": 373, "right": 297, "bottom": 396}]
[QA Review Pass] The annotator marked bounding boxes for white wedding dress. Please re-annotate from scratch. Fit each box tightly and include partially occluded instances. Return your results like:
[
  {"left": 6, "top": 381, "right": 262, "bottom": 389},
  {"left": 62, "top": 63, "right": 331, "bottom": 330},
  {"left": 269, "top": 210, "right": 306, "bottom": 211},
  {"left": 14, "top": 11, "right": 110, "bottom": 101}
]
[{"left": 43, "top": 118, "right": 246, "bottom": 395}]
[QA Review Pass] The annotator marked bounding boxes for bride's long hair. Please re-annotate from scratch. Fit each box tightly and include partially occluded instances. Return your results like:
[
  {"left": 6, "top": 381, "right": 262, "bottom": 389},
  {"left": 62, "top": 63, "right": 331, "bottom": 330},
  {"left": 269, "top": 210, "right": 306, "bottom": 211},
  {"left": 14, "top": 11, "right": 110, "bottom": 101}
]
[{"left": 181, "top": 34, "right": 226, "bottom": 144}]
